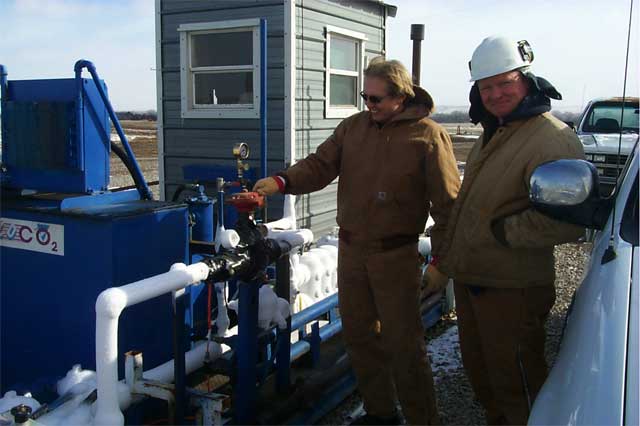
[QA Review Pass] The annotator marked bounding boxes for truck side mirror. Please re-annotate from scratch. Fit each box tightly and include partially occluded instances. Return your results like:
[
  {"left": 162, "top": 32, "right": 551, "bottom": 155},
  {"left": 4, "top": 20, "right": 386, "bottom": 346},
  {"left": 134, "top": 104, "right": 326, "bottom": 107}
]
[{"left": 530, "top": 159, "right": 612, "bottom": 229}]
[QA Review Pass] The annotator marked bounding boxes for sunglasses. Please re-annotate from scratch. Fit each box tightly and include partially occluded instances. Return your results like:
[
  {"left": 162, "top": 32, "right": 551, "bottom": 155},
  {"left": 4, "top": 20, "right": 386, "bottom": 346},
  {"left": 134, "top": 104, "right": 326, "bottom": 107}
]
[{"left": 360, "top": 91, "right": 391, "bottom": 104}]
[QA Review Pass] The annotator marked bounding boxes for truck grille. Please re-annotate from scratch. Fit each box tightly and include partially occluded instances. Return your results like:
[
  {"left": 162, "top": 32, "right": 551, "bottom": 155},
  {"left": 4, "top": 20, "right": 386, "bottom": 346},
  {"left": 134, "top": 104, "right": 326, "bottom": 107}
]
[{"left": 585, "top": 153, "right": 629, "bottom": 193}]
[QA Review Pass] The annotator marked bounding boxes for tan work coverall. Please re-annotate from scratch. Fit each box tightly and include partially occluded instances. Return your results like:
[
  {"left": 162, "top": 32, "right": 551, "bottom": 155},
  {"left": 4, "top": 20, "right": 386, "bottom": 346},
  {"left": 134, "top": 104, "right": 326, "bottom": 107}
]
[
  {"left": 440, "top": 112, "right": 585, "bottom": 425},
  {"left": 281, "top": 86, "right": 461, "bottom": 424}
]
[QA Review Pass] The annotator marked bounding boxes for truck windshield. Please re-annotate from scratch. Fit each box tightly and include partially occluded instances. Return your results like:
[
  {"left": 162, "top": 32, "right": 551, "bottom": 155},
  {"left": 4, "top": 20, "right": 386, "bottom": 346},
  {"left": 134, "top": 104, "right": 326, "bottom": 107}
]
[{"left": 582, "top": 102, "right": 639, "bottom": 133}]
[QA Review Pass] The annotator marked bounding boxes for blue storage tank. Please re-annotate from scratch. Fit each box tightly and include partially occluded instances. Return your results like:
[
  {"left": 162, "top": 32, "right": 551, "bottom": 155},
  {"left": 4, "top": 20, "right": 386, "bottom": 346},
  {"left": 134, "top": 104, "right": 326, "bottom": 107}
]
[{"left": 0, "top": 193, "right": 189, "bottom": 398}]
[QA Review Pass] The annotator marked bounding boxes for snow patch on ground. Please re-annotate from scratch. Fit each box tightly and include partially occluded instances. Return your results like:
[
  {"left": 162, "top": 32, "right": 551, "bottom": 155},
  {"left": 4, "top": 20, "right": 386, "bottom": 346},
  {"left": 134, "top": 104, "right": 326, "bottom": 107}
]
[
  {"left": 110, "top": 133, "right": 137, "bottom": 142},
  {"left": 427, "top": 325, "right": 463, "bottom": 382}
]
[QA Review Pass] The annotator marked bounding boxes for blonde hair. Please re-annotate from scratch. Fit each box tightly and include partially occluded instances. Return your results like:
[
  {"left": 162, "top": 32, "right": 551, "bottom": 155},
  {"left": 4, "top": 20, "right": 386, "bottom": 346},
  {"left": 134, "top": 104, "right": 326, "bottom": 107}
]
[{"left": 364, "top": 57, "right": 415, "bottom": 99}]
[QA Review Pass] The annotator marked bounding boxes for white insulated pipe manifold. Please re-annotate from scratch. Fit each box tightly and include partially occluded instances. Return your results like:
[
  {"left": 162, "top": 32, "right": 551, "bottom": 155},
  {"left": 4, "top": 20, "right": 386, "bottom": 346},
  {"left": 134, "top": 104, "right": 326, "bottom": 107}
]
[
  {"left": 93, "top": 262, "right": 210, "bottom": 426},
  {"left": 264, "top": 194, "right": 296, "bottom": 231}
]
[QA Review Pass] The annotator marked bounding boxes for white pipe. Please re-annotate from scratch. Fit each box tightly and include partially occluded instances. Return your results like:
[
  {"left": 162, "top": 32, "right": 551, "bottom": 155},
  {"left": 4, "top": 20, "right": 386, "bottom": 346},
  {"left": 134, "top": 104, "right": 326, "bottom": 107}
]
[
  {"left": 94, "top": 262, "right": 209, "bottom": 426},
  {"left": 214, "top": 226, "right": 240, "bottom": 251},
  {"left": 317, "top": 245, "right": 338, "bottom": 290},
  {"left": 214, "top": 282, "right": 230, "bottom": 337},
  {"left": 264, "top": 194, "right": 296, "bottom": 231},
  {"left": 290, "top": 254, "right": 310, "bottom": 294},
  {"left": 308, "top": 248, "right": 334, "bottom": 295},
  {"left": 267, "top": 228, "right": 313, "bottom": 248},
  {"left": 299, "top": 253, "right": 325, "bottom": 301},
  {"left": 315, "top": 226, "right": 340, "bottom": 247},
  {"left": 40, "top": 341, "right": 222, "bottom": 425},
  {"left": 318, "top": 244, "right": 338, "bottom": 264},
  {"left": 143, "top": 340, "right": 220, "bottom": 383}
]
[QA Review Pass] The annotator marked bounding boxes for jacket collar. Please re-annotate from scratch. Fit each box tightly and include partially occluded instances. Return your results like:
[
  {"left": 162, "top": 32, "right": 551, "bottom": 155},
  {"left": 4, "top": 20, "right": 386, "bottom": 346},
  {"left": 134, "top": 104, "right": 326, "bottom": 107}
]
[{"left": 368, "top": 85, "right": 434, "bottom": 126}]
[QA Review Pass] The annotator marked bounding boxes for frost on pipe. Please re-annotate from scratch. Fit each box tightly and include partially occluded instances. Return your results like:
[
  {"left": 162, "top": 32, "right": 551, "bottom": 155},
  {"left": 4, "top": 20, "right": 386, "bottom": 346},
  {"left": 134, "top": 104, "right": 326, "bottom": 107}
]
[{"left": 94, "top": 262, "right": 210, "bottom": 426}]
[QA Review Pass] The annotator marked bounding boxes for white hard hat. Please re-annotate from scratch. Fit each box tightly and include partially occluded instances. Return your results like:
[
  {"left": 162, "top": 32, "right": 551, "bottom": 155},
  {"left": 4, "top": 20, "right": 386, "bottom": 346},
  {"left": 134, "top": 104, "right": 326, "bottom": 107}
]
[{"left": 468, "top": 36, "right": 534, "bottom": 82}]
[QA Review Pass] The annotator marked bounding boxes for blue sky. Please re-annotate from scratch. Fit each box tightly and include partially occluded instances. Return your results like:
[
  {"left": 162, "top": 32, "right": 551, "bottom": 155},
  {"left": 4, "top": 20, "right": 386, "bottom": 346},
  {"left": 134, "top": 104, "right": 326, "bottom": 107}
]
[
  {"left": 1, "top": 0, "right": 638, "bottom": 112},
  {"left": 0, "top": 0, "right": 155, "bottom": 110}
]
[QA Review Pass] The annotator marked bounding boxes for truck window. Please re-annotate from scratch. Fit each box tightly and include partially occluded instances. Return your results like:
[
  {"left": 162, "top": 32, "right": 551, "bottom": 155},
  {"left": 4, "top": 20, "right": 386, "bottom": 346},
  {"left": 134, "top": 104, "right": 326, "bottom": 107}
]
[
  {"left": 620, "top": 174, "right": 638, "bottom": 246},
  {"left": 583, "top": 103, "right": 640, "bottom": 133}
]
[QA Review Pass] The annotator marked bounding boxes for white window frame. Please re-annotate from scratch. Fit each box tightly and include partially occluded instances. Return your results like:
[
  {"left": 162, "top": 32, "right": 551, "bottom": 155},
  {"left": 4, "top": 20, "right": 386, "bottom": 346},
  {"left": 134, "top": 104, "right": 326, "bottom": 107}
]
[
  {"left": 179, "top": 19, "right": 261, "bottom": 119},
  {"left": 325, "top": 25, "right": 366, "bottom": 119}
]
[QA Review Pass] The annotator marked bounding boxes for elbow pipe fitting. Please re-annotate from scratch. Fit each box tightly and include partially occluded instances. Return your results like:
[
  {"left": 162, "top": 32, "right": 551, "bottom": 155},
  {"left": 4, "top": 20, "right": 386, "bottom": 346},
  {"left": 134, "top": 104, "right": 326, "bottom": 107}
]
[{"left": 96, "top": 288, "right": 128, "bottom": 319}]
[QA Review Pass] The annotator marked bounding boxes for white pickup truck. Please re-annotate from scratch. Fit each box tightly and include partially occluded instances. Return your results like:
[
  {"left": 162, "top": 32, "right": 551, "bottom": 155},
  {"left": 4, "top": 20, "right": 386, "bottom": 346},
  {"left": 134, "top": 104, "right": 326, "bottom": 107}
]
[
  {"left": 527, "top": 138, "right": 638, "bottom": 425},
  {"left": 575, "top": 97, "right": 639, "bottom": 194}
]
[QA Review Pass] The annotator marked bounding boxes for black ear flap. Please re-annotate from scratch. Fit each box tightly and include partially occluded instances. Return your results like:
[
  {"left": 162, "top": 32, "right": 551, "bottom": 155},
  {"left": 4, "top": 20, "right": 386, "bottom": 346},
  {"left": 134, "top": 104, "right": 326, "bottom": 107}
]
[
  {"left": 522, "top": 70, "right": 563, "bottom": 101},
  {"left": 534, "top": 76, "right": 562, "bottom": 100},
  {"left": 468, "top": 83, "right": 486, "bottom": 125}
]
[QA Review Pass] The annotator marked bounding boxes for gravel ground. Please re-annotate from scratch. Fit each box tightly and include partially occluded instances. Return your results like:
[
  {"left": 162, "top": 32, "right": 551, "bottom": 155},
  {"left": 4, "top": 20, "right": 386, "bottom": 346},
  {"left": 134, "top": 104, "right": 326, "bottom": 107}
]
[
  {"left": 319, "top": 242, "right": 592, "bottom": 425},
  {"left": 109, "top": 121, "right": 160, "bottom": 198}
]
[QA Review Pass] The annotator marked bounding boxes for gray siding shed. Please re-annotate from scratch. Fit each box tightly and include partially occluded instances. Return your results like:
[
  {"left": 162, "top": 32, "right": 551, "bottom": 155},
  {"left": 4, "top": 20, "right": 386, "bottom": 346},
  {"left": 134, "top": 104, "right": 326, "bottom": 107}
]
[{"left": 156, "top": 0, "right": 393, "bottom": 237}]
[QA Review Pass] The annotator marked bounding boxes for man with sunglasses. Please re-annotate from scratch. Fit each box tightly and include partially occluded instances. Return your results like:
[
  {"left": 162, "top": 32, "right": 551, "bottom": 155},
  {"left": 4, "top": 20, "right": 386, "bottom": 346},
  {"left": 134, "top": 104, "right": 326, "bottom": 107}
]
[
  {"left": 254, "top": 57, "right": 460, "bottom": 425},
  {"left": 431, "top": 36, "right": 585, "bottom": 425}
]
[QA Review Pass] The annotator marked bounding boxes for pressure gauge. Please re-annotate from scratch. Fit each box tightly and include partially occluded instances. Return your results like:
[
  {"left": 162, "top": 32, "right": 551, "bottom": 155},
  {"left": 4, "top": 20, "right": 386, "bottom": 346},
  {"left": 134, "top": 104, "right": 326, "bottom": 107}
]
[{"left": 233, "top": 143, "right": 250, "bottom": 160}]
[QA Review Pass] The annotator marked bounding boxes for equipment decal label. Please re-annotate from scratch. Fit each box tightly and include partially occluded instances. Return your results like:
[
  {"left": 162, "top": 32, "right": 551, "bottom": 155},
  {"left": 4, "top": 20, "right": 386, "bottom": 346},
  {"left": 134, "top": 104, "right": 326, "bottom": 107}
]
[{"left": 0, "top": 217, "right": 65, "bottom": 256}]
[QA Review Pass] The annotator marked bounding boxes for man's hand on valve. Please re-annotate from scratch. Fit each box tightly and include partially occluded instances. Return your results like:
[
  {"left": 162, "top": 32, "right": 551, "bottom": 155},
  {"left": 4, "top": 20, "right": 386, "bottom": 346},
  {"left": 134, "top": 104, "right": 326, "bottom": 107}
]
[
  {"left": 253, "top": 177, "right": 280, "bottom": 196},
  {"left": 421, "top": 263, "right": 449, "bottom": 299}
]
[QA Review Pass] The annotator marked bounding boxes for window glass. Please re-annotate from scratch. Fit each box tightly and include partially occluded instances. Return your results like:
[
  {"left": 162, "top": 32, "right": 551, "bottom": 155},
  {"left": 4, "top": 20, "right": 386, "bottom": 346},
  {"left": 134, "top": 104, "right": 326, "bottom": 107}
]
[
  {"left": 620, "top": 174, "right": 638, "bottom": 246},
  {"left": 330, "top": 36, "right": 357, "bottom": 71},
  {"left": 191, "top": 31, "right": 253, "bottom": 67},
  {"left": 194, "top": 72, "right": 253, "bottom": 105},
  {"left": 585, "top": 103, "right": 640, "bottom": 133},
  {"left": 330, "top": 75, "right": 357, "bottom": 106}
]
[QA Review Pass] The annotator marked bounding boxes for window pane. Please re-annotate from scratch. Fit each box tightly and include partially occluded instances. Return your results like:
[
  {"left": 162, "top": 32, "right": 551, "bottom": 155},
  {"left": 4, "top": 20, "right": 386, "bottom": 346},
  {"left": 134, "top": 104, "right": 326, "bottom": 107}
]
[
  {"left": 586, "top": 103, "right": 640, "bottom": 133},
  {"left": 330, "top": 35, "right": 357, "bottom": 71},
  {"left": 330, "top": 74, "right": 357, "bottom": 106},
  {"left": 191, "top": 31, "right": 253, "bottom": 67},
  {"left": 194, "top": 72, "right": 253, "bottom": 105}
]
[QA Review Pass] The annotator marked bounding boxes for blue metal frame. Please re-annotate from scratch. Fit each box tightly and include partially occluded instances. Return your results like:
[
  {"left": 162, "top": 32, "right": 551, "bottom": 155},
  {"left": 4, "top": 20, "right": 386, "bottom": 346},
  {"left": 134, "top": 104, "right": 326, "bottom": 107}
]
[
  {"left": 0, "top": 64, "right": 6, "bottom": 184},
  {"left": 286, "top": 372, "right": 357, "bottom": 425},
  {"left": 0, "top": 65, "right": 7, "bottom": 98},
  {"left": 291, "top": 293, "right": 338, "bottom": 330},
  {"left": 74, "top": 60, "right": 153, "bottom": 200},
  {"left": 260, "top": 19, "right": 267, "bottom": 180},
  {"left": 187, "top": 188, "right": 214, "bottom": 242},
  {"left": 233, "top": 280, "right": 260, "bottom": 425},
  {"left": 59, "top": 189, "right": 140, "bottom": 211}
]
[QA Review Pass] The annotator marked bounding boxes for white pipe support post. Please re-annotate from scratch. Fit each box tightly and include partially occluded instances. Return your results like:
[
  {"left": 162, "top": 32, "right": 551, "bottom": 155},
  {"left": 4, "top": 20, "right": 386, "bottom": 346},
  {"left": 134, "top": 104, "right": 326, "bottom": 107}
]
[
  {"left": 264, "top": 194, "right": 296, "bottom": 231},
  {"left": 94, "top": 262, "right": 210, "bottom": 426}
]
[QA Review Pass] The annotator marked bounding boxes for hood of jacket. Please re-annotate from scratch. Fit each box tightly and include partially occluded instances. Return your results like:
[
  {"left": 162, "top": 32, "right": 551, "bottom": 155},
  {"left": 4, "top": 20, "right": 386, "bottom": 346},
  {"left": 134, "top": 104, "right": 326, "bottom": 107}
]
[{"left": 377, "top": 85, "right": 434, "bottom": 124}]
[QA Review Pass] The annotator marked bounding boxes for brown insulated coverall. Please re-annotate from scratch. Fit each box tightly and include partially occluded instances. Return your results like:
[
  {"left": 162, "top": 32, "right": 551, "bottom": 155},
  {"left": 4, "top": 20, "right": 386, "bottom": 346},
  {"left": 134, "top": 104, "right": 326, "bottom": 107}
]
[
  {"left": 440, "top": 112, "right": 585, "bottom": 424},
  {"left": 281, "top": 86, "right": 460, "bottom": 424}
]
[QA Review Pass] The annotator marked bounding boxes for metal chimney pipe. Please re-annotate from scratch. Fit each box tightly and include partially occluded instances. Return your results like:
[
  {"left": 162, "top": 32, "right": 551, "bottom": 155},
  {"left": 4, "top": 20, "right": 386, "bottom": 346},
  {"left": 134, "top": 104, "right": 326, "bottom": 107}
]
[{"left": 410, "top": 24, "right": 425, "bottom": 85}]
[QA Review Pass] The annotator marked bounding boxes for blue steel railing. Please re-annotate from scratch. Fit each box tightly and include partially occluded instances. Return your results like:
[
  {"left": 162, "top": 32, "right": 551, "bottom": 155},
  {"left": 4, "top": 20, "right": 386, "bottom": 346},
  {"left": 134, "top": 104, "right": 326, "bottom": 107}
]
[{"left": 74, "top": 60, "right": 153, "bottom": 200}]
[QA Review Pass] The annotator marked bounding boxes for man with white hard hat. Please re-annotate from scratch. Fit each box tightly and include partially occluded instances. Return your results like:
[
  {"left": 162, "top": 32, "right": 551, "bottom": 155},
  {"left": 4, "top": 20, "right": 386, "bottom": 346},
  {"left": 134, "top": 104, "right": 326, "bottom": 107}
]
[
  {"left": 426, "top": 36, "right": 585, "bottom": 424},
  {"left": 254, "top": 57, "right": 460, "bottom": 425}
]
